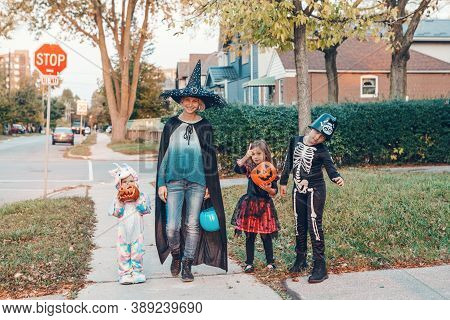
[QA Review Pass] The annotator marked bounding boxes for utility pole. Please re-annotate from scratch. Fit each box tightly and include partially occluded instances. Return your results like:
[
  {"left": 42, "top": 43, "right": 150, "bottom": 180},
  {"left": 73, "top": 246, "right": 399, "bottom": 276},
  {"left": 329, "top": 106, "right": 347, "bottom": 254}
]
[{"left": 8, "top": 50, "right": 11, "bottom": 99}]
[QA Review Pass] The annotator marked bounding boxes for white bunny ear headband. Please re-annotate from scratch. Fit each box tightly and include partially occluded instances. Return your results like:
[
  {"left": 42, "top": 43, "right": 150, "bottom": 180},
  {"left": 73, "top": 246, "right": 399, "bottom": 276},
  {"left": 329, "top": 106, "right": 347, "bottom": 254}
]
[{"left": 109, "top": 163, "right": 139, "bottom": 189}]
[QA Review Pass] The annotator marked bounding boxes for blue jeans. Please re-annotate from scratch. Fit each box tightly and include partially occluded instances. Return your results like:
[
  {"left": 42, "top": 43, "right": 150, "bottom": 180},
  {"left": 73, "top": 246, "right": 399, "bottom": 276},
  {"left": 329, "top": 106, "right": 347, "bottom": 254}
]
[{"left": 166, "top": 179, "right": 206, "bottom": 260}]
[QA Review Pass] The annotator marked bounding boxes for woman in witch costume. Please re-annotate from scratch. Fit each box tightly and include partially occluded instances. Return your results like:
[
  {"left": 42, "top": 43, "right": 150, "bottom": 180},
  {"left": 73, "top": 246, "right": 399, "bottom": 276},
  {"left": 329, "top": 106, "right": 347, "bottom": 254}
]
[
  {"left": 156, "top": 60, "right": 228, "bottom": 282},
  {"left": 280, "top": 114, "right": 344, "bottom": 283}
]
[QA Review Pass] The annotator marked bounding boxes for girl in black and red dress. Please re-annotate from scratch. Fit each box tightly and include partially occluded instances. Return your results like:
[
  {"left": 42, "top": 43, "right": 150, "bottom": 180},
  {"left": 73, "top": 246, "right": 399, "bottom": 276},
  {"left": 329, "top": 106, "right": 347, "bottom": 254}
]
[{"left": 231, "top": 140, "right": 280, "bottom": 273}]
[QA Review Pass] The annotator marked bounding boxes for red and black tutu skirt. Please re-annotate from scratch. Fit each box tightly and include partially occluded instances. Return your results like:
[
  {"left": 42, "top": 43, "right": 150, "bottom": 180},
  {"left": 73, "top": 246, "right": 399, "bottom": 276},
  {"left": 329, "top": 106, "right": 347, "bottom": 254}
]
[{"left": 231, "top": 195, "right": 280, "bottom": 235}]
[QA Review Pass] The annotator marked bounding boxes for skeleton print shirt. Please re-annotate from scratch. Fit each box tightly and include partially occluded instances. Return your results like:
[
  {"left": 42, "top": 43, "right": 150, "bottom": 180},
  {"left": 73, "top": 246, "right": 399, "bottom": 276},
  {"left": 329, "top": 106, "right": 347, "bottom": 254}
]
[{"left": 280, "top": 136, "right": 341, "bottom": 187}]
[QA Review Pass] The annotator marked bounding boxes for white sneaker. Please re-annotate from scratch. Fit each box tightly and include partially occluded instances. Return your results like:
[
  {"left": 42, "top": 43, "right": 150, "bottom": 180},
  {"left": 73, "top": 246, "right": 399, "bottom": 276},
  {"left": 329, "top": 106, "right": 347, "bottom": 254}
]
[
  {"left": 119, "top": 274, "right": 134, "bottom": 285},
  {"left": 133, "top": 272, "right": 146, "bottom": 284}
]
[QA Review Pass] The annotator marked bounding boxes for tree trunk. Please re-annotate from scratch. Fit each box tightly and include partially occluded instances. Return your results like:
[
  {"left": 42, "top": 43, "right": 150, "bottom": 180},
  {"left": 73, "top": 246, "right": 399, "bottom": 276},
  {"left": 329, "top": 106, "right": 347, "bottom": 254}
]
[
  {"left": 324, "top": 46, "right": 339, "bottom": 104},
  {"left": 111, "top": 116, "right": 129, "bottom": 142},
  {"left": 293, "top": 21, "right": 311, "bottom": 135},
  {"left": 390, "top": 50, "right": 409, "bottom": 100}
]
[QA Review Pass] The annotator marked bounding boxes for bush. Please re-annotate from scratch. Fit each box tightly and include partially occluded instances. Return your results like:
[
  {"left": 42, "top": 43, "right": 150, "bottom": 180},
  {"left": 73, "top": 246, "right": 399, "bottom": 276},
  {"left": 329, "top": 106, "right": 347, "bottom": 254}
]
[{"left": 199, "top": 99, "right": 449, "bottom": 173}]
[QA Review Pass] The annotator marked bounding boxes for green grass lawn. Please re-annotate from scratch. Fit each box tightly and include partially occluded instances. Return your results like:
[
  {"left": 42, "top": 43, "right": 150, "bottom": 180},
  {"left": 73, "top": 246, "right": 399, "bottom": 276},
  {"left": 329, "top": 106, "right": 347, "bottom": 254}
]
[
  {"left": 0, "top": 197, "right": 96, "bottom": 299},
  {"left": 223, "top": 168, "right": 449, "bottom": 296},
  {"left": 108, "top": 140, "right": 158, "bottom": 155}
]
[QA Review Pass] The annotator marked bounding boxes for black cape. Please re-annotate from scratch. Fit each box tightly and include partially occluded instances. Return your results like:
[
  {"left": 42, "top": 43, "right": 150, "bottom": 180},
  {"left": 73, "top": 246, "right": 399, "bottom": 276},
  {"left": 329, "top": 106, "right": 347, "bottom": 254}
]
[{"left": 154, "top": 116, "right": 228, "bottom": 271}]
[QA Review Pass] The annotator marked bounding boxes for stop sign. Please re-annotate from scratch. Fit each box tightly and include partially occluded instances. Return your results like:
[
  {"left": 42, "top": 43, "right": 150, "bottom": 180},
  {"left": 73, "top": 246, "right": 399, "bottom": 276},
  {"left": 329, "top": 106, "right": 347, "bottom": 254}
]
[{"left": 34, "top": 44, "right": 67, "bottom": 76}]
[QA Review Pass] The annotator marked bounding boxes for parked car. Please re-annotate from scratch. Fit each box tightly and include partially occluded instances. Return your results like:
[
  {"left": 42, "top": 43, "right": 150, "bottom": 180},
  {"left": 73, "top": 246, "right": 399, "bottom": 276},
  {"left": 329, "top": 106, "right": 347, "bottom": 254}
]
[
  {"left": 105, "top": 125, "right": 112, "bottom": 133},
  {"left": 71, "top": 121, "right": 84, "bottom": 134},
  {"left": 52, "top": 127, "right": 74, "bottom": 145},
  {"left": 9, "top": 124, "right": 26, "bottom": 134},
  {"left": 84, "top": 127, "right": 91, "bottom": 135}
]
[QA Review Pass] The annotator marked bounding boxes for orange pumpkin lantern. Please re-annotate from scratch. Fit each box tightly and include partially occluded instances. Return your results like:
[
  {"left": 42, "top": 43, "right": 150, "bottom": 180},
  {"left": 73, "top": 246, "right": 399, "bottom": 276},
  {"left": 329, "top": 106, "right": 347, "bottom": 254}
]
[
  {"left": 250, "top": 161, "right": 278, "bottom": 187},
  {"left": 118, "top": 184, "right": 140, "bottom": 202}
]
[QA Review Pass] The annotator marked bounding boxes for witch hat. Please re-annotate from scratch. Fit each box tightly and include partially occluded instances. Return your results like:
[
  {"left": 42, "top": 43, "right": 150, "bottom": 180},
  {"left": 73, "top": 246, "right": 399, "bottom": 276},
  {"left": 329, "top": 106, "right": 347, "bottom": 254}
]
[{"left": 161, "top": 60, "right": 227, "bottom": 109}]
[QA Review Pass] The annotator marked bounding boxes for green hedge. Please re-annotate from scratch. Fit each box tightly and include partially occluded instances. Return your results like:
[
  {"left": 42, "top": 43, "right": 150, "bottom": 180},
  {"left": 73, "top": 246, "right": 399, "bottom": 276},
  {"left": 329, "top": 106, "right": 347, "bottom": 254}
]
[{"left": 198, "top": 99, "right": 449, "bottom": 173}]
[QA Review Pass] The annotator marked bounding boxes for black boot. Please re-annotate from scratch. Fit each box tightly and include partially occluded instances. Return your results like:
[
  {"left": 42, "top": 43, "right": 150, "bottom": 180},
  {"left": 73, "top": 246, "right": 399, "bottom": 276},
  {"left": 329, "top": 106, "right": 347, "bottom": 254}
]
[
  {"left": 170, "top": 253, "right": 181, "bottom": 277},
  {"left": 181, "top": 259, "right": 194, "bottom": 282},
  {"left": 289, "top": 253, "right": 308, "bottom": 273},
  {"left": 308, "top": 259, "right": 328, "bottom": 283}
]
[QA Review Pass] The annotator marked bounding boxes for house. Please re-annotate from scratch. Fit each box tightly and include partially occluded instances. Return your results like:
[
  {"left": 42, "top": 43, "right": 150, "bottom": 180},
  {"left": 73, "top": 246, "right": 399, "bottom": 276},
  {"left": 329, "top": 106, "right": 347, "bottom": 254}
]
[
  {"left": 410, "top": 19, "right": 450, "bottom": 63},
  {"left": 268, "top": 38, "right": 450, "bottom": 105},
  {"left": 175, "top": 53, "right": 218, "bottom": 89},
  {"left": 206, "top": 19, "right": 450, "bottom": 106},
  {"left": 205, "top": 43, "right": 275, "bottom": 105}
]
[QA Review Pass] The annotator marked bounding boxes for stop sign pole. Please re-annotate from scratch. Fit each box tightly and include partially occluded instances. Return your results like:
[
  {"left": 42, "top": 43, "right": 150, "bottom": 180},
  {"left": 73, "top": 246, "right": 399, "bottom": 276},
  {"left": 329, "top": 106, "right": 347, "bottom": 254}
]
[{"left": 34, "top": 44, "right": 67, "bottom": 198}]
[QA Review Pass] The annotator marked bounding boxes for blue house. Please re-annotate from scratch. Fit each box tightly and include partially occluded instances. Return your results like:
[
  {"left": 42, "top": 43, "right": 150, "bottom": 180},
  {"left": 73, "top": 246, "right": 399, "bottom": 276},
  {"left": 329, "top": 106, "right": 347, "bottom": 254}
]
[{"left": 206, "top": 44, "right": 275, "bottom": 105}]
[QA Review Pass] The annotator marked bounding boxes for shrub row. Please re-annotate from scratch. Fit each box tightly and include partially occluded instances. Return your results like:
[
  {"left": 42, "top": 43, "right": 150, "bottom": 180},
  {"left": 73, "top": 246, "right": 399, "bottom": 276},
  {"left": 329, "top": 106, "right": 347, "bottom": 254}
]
[{"left": 200, "top": 99, "right": 449, "bottom": 173}]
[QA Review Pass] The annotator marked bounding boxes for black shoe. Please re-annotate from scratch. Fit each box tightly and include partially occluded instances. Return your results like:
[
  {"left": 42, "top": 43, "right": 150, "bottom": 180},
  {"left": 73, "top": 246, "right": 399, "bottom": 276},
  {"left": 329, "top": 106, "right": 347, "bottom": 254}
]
[
  {"left": 308, "top": 259, "right": 328, "bottom": 283},
  {"left": 181, "top": 259, "right": 194, "bottom": 282},
  {"left": 244, "top": 264, "right": 254, "bottom": 273},
  {"left": 170, "top": 253, "right": 181, "bottom": 277},
  {"left": 289, "top": 253, "right": 308, "bottom": 273}
]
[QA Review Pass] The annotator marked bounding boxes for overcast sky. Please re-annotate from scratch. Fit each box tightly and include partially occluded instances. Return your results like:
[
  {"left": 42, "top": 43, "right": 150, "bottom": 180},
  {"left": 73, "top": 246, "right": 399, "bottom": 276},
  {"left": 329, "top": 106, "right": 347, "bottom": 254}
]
[{"left": 0, "top": 4, "right": 448, "bottom": 103}]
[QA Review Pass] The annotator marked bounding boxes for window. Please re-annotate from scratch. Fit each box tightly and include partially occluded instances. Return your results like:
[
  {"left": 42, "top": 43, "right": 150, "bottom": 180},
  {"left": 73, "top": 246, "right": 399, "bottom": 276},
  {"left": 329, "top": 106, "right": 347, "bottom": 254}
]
[
  {"left": 278, "top": 79, "right": 284, "bottom": 105},
  {"left": 361, "top": 75, "right": 378, "bottom": 98}
]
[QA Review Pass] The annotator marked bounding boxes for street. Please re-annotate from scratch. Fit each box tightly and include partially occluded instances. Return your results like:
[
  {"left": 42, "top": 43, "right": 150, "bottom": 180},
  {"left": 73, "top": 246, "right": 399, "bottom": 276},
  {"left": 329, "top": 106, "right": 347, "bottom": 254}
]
[{"left": 0, "top": 134, "right": 157, "bottom": 205}]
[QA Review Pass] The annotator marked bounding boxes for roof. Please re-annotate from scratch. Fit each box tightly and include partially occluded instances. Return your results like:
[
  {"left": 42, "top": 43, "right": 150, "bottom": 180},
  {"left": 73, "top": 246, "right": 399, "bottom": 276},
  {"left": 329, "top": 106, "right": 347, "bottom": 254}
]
[
  {"left": 189, "top": 53, "right": 218, "bottom": 75},
  {"left": 176, "top": 61, "right": 189, "bottom": 79},
  {"left": 206, "top": 66, "right": 239, "bottom": 87},
  {"left": 243, "top": 76, "right": 275, "bottom": 87},
  {"left": 277, "top": 38, "right": 450, "bottom": 72},
  {"left": 412, "top": 19, "right": 450, "bottom": 40}
]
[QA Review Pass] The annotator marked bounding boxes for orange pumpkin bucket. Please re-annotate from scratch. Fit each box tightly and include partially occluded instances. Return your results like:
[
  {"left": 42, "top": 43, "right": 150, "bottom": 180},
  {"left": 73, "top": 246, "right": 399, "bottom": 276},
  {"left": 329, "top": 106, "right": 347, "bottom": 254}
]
[
  {"left": 118, "top": 184, "right": 140, "bottom": 202},
  {"left": 250, "top": 161, "right": 278, "bottom": 187}
]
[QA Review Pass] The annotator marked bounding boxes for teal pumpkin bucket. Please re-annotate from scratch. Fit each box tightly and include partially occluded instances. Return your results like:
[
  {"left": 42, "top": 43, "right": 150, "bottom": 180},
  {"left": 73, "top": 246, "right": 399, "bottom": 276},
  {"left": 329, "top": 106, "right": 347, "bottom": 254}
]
[{"left": 199, "top": 207, "right": 220, "bottom": 232}]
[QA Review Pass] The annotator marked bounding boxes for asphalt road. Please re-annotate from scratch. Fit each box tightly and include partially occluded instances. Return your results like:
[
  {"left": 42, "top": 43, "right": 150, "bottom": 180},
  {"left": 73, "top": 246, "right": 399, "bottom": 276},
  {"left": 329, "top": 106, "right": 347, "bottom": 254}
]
[{"left": 0, "top": 134, "right": 157, "bottom": 206}]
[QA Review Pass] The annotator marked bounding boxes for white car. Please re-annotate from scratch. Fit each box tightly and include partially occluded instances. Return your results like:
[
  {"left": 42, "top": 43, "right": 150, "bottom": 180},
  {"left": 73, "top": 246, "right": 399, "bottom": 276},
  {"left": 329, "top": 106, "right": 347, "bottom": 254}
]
[
  {"left": 84, "top": 127, "right": 91, "bottom": 134},
  {"left": 105, "top": 126, "right": 112, "bottom": 133}
]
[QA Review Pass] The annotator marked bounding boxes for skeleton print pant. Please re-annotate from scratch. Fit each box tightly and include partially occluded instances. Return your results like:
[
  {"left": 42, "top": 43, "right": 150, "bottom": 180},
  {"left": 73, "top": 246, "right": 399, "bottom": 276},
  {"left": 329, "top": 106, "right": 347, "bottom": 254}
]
[
  {"left": 117, "top": 234, "right": 144, "bottom": 276},
  {"left": 292, "top": 183, "right": 326, "bottom": 262}
]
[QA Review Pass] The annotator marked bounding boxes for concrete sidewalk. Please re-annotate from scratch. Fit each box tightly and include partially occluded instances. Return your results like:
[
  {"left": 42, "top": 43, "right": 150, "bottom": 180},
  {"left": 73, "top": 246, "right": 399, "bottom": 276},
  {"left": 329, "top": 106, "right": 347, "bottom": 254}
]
[
  {"left": 285, "top": 265, "right": 449, "bottom": 300},
  {"left": 76, "top": 180, "right": 280, "bottom": 300}
]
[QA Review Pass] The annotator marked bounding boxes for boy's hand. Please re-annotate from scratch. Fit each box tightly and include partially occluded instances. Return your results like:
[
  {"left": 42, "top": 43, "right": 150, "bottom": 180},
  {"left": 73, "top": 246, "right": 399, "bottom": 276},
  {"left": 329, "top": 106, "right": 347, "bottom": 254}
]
[
  {"left": 332, "top": 177, "right": 344, "bottom": 187},
  {"left": 158, "top": 186, "right": 168, "bottom": 202},
  {"left": 298, "top": 179, "right": 309, "bottom": 192},
  {"left": 280, "top": 185, "right": 287, "bottom": 197}
]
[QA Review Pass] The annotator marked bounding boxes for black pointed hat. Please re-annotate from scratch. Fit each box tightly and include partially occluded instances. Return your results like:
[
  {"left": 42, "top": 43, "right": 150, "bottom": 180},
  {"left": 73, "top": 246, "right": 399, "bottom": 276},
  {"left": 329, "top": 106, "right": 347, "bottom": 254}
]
[{"left": 161, "top": 60, "right": 227, "bottom": 109}]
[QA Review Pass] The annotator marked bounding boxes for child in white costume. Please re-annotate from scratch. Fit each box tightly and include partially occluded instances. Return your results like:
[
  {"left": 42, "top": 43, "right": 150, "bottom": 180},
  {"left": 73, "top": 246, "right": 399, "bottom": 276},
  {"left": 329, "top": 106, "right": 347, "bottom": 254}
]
[{"left": 109, "top": 163, "right": 151, "bottom": 285}]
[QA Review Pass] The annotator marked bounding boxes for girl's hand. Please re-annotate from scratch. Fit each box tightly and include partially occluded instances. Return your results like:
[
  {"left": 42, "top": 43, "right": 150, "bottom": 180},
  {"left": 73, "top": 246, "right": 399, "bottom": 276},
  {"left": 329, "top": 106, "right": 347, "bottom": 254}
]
[
  {"left": 280, "top": 185, "right": 287, "bottom": 197},
  {"left": 204, "top": 188, "right": 210, "bottom": 199},
  {"left": 237, "top": 144, "right": 253, "bottom": 166},
  {"left": 332, "top": 177, "right": 344, "bottom": 187},
  {"left": 158, "top": 186, "right": 168, "bottom": 202},
  {"left": 245, "top": 143, "right": 254, "bottom": 159}
]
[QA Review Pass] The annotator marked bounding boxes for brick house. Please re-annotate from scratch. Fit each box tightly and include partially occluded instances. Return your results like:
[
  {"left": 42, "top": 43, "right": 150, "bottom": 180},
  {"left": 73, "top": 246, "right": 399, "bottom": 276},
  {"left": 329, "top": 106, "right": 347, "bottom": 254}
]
[{"left": 269, "top": 38, "right": 450, "bottom": 105}]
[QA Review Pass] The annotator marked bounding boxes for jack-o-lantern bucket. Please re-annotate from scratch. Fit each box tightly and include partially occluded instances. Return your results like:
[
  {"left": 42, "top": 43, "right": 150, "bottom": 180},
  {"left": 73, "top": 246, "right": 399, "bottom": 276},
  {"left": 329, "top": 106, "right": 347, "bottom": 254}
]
[
  {"left": 250, "top": 161, "right": 277, "bottom": 187},
  {"left": 118, "top": 184, "right": 140, "bottom": 202}
]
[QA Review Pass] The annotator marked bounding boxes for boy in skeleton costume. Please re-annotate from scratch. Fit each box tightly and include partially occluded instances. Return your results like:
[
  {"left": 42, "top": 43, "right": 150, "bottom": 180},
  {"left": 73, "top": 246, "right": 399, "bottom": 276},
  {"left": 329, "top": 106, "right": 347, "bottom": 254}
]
[
  {"left": 280, "top": 114, "right": 344, "bottom": 283},
  {"left": 109, "top": 163, "right": 151, "bottom": 285}
]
